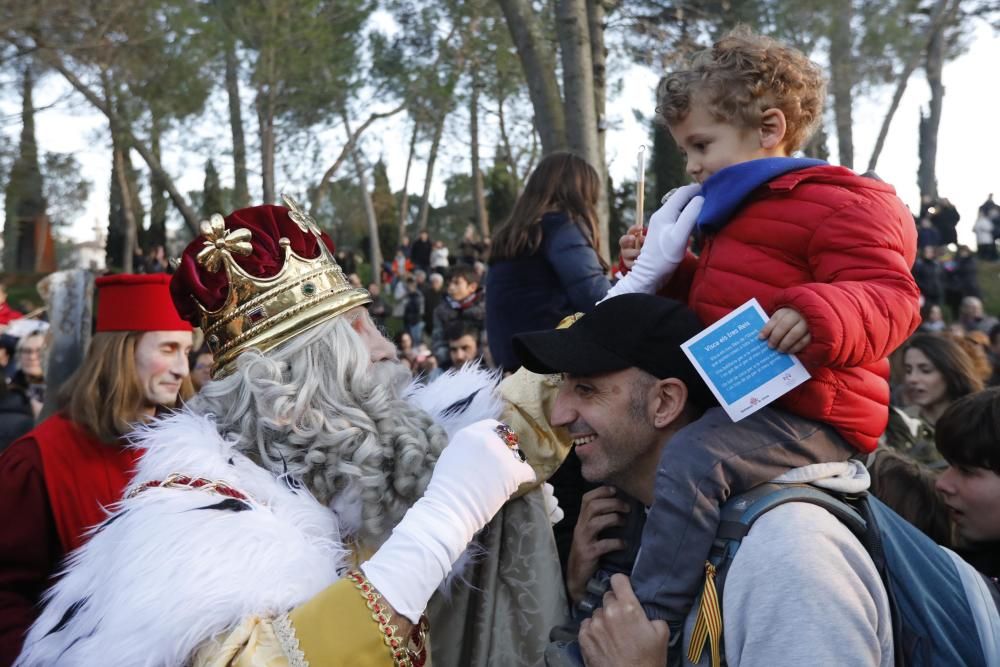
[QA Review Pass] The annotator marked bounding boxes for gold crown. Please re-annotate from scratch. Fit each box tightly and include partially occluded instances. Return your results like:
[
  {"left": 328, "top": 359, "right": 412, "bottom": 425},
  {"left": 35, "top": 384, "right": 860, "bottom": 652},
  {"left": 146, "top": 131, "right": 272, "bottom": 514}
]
[{"left": 195, "top": 194, "right": 371, "bottom": 377}]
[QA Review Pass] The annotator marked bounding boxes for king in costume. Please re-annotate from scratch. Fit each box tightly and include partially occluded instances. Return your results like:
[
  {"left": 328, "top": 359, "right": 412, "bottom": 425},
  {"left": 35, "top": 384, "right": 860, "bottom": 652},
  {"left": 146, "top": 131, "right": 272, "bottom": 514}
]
[{"left": 16, "top": 199, "right": 570, "bottom": 667}]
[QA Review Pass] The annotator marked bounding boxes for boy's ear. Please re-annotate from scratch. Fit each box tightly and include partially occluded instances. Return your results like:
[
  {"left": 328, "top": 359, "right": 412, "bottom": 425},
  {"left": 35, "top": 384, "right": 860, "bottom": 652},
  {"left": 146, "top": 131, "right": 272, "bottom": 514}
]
[{"left": 759, "top": 108, "right": 788, "bottom": 151}]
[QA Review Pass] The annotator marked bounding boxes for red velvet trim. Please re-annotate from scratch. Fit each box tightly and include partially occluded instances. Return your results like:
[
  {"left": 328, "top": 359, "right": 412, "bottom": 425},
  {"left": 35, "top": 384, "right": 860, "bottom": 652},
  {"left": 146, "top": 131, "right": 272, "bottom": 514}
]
[{"left": 28, "top": 414, "right": 142, "bottom": 553}]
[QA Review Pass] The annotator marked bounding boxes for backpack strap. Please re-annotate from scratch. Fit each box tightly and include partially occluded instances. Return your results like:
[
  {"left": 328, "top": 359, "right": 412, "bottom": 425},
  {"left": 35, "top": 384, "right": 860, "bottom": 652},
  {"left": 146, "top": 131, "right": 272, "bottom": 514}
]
[{"left": 687, "top": 483, "right": 868, "bottom": 667}]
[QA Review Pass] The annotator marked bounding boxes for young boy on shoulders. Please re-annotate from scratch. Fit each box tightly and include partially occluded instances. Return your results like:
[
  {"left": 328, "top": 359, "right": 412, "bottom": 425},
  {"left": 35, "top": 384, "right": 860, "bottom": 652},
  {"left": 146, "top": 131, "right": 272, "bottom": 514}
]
[{"left": 604, "top": 26, "right": 922, "bottom": 643}]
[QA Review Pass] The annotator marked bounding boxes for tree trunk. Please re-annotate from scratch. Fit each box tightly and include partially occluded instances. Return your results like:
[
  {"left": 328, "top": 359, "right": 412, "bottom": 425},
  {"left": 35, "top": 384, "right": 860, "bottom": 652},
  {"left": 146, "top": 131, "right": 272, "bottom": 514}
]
[
  {"left": 497, "top": 0, "right": 567, "bottom": 153},
  {"left": 918, "top": 20, "right": 947, "bottom": 200},
  {"left": 341, "top": 108, "right": 383, "bottom": 283},
  {"left": 828, "top": 0, "right": 854, "bottom": 169},
  {"left": 867, "top": 0, "right": 957, "bottom": 172},
  {"left": 257, "top": 82, "right": 276, "bottom": 204},
  {"left": 225, "top": 36, "right": 250, "bottom": 208},
  {"left": 148, "top": 114, "right": 167, "bottom": 247},
  {"left": 397, "top": 121, "right": 419, "bottom": 242},
  {"left": 557, "top": 0, "right": 607, "bottom": 261},
  {"left": 417, "top": 113, "right": 446, "bottom": 232},
  {"left": 470, "top": 72, "right": 489, "bottom": 237},
  {"left": 114, "top": 147, "right": 137, "bottom": 273},
  {"left": 587, "top": 0, "right": 610, "bottom": 260}
]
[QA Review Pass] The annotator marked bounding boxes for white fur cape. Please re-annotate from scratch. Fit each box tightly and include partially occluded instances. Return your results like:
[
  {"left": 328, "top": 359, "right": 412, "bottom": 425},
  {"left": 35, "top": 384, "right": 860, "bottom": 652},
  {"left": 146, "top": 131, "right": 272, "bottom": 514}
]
[{"left": 16, "top": 365, "right": 504, "bottom": 667}]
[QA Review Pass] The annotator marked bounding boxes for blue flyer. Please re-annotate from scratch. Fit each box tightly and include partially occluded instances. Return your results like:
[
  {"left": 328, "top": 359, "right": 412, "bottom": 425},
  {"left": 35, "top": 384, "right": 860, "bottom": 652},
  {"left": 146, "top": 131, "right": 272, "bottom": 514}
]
[{"left": 681, "top": 298, "right": 811, "bottom": 421}]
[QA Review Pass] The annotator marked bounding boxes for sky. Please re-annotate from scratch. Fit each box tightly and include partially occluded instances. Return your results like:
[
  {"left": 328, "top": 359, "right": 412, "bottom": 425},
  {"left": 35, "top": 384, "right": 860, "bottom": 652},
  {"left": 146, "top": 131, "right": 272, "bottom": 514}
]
[{"left": 2, "top": 20, "right": 999, "bottom": 250}]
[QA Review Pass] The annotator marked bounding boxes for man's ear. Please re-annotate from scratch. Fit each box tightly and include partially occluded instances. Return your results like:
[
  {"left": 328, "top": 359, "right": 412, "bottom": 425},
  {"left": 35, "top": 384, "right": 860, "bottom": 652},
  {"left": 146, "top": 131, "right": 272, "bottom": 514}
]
[
  {"left": 650, "top": 378, "right": 689, "bottom": 429},
  {"left": 759, "top": 108, "right": 788, "bottom": 152}
]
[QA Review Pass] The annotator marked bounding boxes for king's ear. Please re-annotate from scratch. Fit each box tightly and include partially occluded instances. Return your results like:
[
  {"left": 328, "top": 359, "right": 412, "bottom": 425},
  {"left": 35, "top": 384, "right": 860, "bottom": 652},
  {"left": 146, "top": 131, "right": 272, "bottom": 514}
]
[{"left": 759, "top": 108, "right": 788, "bottom": 151}]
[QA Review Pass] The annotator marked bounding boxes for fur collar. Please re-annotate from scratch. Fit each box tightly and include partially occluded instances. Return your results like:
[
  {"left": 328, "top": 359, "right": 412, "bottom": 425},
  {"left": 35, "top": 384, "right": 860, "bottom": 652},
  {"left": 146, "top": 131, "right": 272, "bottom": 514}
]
[{"left": 17, "top": 365, "right": 502, "bottom": 667}]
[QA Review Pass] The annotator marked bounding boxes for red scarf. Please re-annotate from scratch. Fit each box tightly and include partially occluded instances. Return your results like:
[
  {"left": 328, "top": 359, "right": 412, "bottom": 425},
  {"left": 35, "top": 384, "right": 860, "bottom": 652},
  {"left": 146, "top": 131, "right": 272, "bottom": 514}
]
[{"left": 29, "top": 414, "right": 142, "bottom": 553}]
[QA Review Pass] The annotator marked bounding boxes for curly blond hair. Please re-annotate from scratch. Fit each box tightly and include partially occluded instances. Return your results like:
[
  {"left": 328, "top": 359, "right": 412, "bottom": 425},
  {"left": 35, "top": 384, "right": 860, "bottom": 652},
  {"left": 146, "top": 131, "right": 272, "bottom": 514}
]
[{"left": 657, "top": 27, "right": 826, "bottom": 153}]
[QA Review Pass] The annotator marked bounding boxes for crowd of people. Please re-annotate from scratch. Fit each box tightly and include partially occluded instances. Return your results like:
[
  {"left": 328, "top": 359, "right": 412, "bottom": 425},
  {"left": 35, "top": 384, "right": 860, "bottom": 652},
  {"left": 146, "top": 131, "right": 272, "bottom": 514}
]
[{"left": 1, "top": 26, "right": 999, "bottom": 667}]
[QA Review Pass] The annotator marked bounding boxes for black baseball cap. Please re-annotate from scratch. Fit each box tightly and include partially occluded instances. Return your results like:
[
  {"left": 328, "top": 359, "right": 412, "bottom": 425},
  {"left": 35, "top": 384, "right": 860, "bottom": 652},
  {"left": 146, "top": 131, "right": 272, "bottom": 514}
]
[{"left": 513, "top": 293, "right": 717, "bottom": 411}]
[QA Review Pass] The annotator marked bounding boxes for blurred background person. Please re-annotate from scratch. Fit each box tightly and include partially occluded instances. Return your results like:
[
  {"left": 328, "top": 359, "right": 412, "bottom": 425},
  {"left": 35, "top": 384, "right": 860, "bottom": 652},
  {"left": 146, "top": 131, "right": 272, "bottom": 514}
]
[
  {"left": 0, "top": 282, "right": 23, "bottom": 327},
  {"left": 430, "top": 239, "right": 450, "bottom": 275},
  {"left": 401, "top": 276, "right": 425, "bottom": 344},
  {"left": 189, "top": 344, "right": 214, "bottom": 393},
  {"left": 445, "top": 321, "right": 485, "bottom": 370},
  {"left": 486, "top": 152, "right": 611, "bottom": 374},
  {"left": 919, "top": 302, "right": 947, "bottom": 333},
  {"left": 366, "top": 281, "right": 387, "bottom": 330},
  {"left": 421, "top": 272, "right": 444, "bottom": 342},
  {"left": 958, "top": 296, "right": 998, "bottom": 334},
  {"left": 883, "top": 333, "right": 983, "bottom": 468},
  {"left": 431, "top": 265, "right": 485, "bottom": 369},
  {"left": 912, "top": 245, "right": 944, "bottom": 308},
  {"left": 410, "top": 229, "right": 432, "bottom": 273},
  {"left": 9, "top": 331, "right": 47, "bottom": 421}
]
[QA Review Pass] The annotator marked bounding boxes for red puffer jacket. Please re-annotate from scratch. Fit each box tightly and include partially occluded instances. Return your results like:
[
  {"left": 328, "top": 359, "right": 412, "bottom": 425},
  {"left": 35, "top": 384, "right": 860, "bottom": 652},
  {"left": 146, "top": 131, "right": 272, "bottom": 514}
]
[{"left": 665, "top": 165, "right": 920, "bottom": 452}]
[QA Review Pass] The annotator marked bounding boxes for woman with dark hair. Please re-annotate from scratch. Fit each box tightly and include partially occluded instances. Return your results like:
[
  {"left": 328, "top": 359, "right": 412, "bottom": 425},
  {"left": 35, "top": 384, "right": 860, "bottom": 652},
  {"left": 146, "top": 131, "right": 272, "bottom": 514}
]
[
  {"left": 882, "top": 333, "right": 984, "bottom": 467},
  {"left": 486, "top": 152, "right": 612, "bottom": 576},
  {"left": 486, "top": 151, "right": 611, "bottom": 373}
]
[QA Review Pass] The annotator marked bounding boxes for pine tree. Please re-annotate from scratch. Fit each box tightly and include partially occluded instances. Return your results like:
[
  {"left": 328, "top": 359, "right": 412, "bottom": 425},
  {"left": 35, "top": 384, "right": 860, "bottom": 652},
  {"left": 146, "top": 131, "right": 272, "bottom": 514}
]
[
  {"left": 202, "top": 160, "right": 223, "bottom": 218},
  {"left": 3, "top": 66, "right": 46, "bottom": 273},
  {"left": 371, "top": 159, "right": 399, "bottom": 256}
]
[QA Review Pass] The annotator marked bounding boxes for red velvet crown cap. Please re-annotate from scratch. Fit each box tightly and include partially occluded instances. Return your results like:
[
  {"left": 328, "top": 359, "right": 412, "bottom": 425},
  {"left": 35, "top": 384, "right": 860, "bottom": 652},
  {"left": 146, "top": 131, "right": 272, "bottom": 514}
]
[
  {"left": 170, "top": 204, "right": 336, "bottom": 325},
  {"left": 95, "top": 274, "right": 192, "bottom": 332}
]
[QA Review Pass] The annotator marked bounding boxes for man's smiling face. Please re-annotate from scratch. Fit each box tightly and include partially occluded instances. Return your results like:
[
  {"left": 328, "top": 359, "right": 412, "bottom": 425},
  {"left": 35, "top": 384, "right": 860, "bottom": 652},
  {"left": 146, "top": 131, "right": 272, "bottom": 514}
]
[{"left": 549, "top": 368, "right": 660, "bottom": 486}]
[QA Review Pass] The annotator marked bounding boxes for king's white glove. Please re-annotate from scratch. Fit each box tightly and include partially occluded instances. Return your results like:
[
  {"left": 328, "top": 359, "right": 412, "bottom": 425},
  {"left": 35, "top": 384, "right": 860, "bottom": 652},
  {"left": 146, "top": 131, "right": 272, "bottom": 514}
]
[
  {"left": 602, "top": 184, "right": 703, "bottom": 301},
  {"left": 361, "top": 419, "right": 535, "bottom": 622}
]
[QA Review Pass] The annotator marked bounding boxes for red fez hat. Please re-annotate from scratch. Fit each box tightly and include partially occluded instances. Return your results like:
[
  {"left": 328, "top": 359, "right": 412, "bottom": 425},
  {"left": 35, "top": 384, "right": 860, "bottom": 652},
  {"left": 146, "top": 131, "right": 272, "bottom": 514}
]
[{"left": 95, "top": 274, "right": 192, "bottom": 333}]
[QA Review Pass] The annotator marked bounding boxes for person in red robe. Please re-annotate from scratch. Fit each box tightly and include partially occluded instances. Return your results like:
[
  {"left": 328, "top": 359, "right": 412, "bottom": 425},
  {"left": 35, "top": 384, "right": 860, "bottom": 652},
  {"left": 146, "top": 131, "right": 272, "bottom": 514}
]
[
  {"left": 0, "top": 274, "right": 193, "bottom": 666},
  {"left": 0, "top": 282, "right": 23, "bottom": 328}
]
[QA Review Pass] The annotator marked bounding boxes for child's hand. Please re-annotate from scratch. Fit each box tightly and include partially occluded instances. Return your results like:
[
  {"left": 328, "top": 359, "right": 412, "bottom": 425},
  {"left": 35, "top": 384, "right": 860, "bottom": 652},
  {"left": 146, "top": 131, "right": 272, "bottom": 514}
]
[
  {"left": 618, "top": 224, "right": 645, "bottom": 270},
  {"left": 760, "top": 307, "right": 812, "bottom": 354}
]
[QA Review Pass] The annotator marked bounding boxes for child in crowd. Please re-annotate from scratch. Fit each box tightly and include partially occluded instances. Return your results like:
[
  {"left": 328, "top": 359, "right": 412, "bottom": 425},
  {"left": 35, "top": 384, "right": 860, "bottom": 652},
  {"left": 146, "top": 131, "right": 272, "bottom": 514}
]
[
  {"left": 431, "top": 265, "right": 485, "bottom": 369},
  {"left": 935, "top": 388, "right": 1000, "bottom": 579},
  {"left": 604, "top": 27, "right": 921, "bottom": 640}
]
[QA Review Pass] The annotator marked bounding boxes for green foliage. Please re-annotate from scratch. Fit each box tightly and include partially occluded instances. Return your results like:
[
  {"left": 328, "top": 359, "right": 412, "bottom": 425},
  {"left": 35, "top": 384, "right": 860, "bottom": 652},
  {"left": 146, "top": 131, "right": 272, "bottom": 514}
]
[
  {"left": 225, "top": 0, "right": 374, "bottom": 128},
  {"left": 41, "top": 152, "right": 92, "bottom": 228},
  {"left": 485, "top": 152, "right": 518, "bottom": 228},
  {"left": 651, "top": 117, "right": 689, "bottom": 202},
  {"left": 371, "top": 159, "right": 398, "bottom": 230}
]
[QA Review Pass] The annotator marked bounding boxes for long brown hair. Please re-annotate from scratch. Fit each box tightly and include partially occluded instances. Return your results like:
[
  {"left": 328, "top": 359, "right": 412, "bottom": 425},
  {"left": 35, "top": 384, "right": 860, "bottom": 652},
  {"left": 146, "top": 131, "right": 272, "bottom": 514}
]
[
  {"left": 58, "top": 331, "right": 194, "bottom": 443},
  {"left": 490, "top": 152, "right": 609, "bottom": 270},
  {"left": 902, "top": 334, "right": 984, "bottom": 401}
]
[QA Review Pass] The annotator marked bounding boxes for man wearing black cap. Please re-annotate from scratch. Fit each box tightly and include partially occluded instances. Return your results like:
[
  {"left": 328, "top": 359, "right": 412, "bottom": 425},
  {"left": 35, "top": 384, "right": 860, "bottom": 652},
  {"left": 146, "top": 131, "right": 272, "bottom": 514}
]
[{"left": 514, "top": 294, "right": 892, "bottom": 666}]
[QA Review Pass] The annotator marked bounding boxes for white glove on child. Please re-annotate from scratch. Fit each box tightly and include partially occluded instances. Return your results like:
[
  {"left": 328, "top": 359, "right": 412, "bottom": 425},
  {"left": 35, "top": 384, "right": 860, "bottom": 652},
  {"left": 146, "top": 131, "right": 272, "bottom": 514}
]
[
  {"left": 361, "top": 419, "right": 536, "bottom": 622},
  {"left": 601, "top": 183, "right": 704, "bottom": 301}
]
